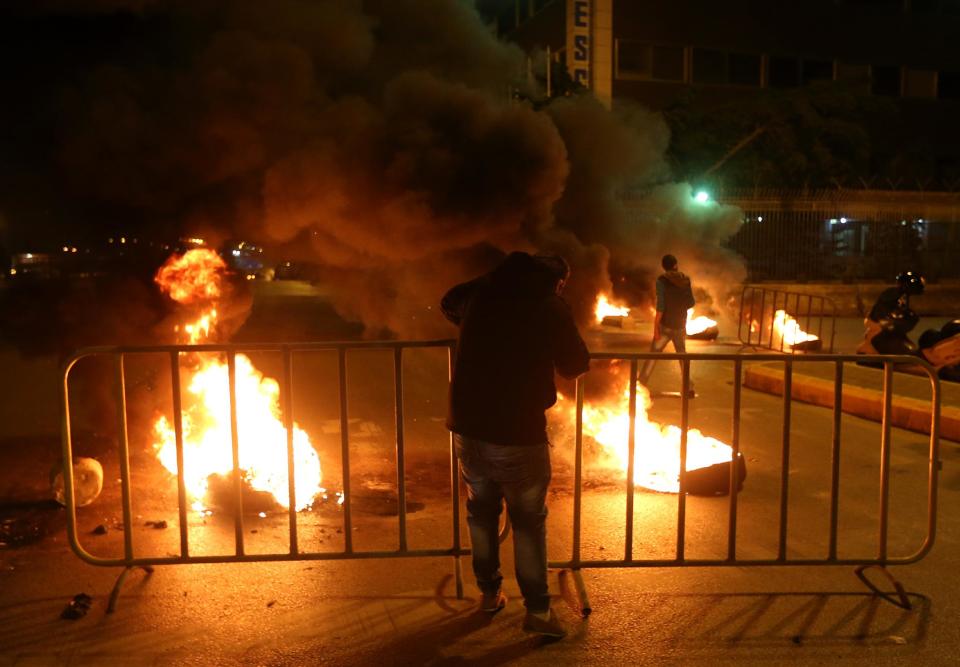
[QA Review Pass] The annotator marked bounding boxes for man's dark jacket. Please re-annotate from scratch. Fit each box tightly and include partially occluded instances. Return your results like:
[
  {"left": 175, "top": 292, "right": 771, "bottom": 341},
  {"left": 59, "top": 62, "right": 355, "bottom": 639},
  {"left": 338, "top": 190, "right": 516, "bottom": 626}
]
[
  {"left": 441, "top": 252, "right": 590, "bottom": 446},
  {"left": 657, "top": 270, "right": 695, "bottom": 330}
]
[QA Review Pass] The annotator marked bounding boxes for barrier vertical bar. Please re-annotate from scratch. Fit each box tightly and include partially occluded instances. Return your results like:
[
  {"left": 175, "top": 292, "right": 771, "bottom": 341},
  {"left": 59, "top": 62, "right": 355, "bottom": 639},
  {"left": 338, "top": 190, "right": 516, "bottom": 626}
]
[
  {"left": 625, "top": 359, "right": 638, "bottom": 561},
  {"left": 338, "top": 348, "right": 353, "bottom": 554},
  {"left": 169, "top": 351, "right": 189, "bottom": 558},
  {"left": 778, "top": 360, "right": 793, "bottom": 561},
  {"left": 829, "top": 300, "right": 837, "bottom": 352},
  {"left": 829, "top": 360, "right": 843, "bottom": 560},
  {"left": 448, "top": 345, "right": 463, "bottom": 599},
  {"left": 115, "top": 354, "right": 135, "bottom": 562},
  {"left": 727, "top": 359, "right": 742, "bottom": 560},
  {"left": 281, "top": 346, "right": 298, "bottom": 555},
  {"left": 926, "top": 368, "right": 941, "bottom": 553},
  {"left": 394, "top": 347, "right": 408, "bottom": 552},
  {"left": 227, "top": 351, "right": 245, "bottom": 557},
  {"left": 737, "top": 288, "right": 746, "bottom": 345},
  {"left": 750, "top": 287, "right": 760, "bottom": 347},
  {"left": 879, "top": 362, "right": 893, "bottom": 562},
  {"left": 573, "top": 376, "right": 584, "bottom": 567},
  {"left": 777, "top": 292, "right": 788, "bottom": 352},
  {"left": 804, "top": 294, "right": 813, "bottom": 342},
  {"left": 60, "top": 360, "right": 79, "bottom": 556},
  {"left": 758, "top": 289, "right": 767, "bottom": 348},
  {"left": 815, "top": 297, "right": 825, "bottom": 343},
  {"left": 676, "top": 359, "right": 690, "bottom": 561}
]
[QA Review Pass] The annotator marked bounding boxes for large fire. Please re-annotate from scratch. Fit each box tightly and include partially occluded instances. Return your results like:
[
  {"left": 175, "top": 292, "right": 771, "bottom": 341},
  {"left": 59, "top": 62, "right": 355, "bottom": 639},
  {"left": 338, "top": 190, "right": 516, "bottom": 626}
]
[
  {"left": 771, "top": 309, "right": 819, "bottom": 349},
  {"left": 595, "top": 294, "right": 630, "bottom": 323},
  {"left": 555, "top": 381, "right": 736, "bottom": 494},
  {"left": 685, "top": 308, "right": 717, "bottom": 336},
  {"left": 152, "top": 249, "right": 323, "bottom": 513}
]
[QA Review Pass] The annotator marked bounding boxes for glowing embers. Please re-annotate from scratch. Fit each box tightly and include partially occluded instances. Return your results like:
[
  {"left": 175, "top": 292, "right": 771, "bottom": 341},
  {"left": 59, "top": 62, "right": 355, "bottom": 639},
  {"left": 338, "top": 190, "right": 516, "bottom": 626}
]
[
  {"left": 556, "top": 382, "right": 744, "bottom": 495},
  {"left": 151, "top": 249, "right": 325, "bottom": 514},
  {"left": 595, "top": 294, "right": 630, "bottom": 327},
  {"left": 772, "top": 309, "right": 821, "bottom": 351},
  {"left": 686, "top": 308, "right": 719, "bottom": 340}
]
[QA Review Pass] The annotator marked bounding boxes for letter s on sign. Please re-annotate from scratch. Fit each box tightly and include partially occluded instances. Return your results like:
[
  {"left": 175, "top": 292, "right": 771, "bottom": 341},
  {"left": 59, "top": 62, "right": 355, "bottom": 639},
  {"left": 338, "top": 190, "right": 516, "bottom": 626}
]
[{"left": 574, "top": 34, "right": 588, "bottom": 61}]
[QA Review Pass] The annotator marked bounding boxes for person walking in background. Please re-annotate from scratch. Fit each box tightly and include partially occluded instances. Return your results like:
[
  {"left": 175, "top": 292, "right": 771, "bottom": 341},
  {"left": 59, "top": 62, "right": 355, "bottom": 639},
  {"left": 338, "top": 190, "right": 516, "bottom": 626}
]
[
  {"left": 638, "top": 254, "right": 696, "bottom": 397},
  {"left": 441, "top": 251, "right": 590, "bottom": 639}
]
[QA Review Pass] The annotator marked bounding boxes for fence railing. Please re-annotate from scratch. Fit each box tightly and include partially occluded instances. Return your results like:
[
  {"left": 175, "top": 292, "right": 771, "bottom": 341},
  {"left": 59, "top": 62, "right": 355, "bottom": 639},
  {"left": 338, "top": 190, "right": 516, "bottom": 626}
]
[
  {"left": 60, "top": 340, "right": 464, "bottom": 611},
  {"left": 61, "top": 346, "right": 940, "bottom": 615},
  {"left": 737, "top": 285, "right": 837, "bottom": 353}
]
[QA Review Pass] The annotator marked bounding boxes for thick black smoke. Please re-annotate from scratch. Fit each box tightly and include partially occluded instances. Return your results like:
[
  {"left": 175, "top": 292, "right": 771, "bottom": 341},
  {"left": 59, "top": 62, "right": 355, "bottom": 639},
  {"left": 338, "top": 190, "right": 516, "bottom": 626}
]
[{"left": 6, "top": 0, "right": 745, "bottom": 338}]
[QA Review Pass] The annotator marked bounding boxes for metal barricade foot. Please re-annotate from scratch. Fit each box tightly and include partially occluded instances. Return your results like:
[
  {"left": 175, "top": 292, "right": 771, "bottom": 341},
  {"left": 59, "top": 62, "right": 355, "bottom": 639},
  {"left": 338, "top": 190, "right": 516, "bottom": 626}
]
[
  {"left": 107, "top": 565, "right": 154, "bottom": 614},
  {"left": 558, "top": 569, "right": 592, "bottom": 618},
  {"left": 854, "top": 564, "right": 911, "bottom": 610}
]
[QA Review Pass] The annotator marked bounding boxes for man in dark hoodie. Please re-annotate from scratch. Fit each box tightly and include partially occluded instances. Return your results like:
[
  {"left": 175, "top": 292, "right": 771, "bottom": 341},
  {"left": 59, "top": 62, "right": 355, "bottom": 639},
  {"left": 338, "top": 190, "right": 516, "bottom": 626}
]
[
  {"left": 638, "top": 254, "right": 696, "bottom": 395},
  {"left": 441, "top": 251, "right": 590, "bottom": 639}
]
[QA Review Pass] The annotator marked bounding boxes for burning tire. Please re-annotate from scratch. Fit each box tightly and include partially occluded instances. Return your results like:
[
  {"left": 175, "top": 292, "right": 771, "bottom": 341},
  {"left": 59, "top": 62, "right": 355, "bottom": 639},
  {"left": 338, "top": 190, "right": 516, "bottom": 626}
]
[{"left": 684, "top": 452, "right": 747, "bottom": 496}]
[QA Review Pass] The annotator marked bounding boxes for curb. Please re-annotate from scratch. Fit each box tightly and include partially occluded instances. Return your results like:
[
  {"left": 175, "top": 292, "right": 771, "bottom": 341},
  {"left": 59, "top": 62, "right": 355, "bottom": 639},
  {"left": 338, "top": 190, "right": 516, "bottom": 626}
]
[{"left": 743, "top": 364, "right": 959, "bottom": 442}]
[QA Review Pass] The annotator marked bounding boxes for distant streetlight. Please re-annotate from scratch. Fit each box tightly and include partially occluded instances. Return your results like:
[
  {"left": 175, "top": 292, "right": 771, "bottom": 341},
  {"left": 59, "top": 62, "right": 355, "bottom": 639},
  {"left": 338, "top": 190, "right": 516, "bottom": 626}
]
[{"left": 694, "top": 190, "right": 710, "bottom": 204}]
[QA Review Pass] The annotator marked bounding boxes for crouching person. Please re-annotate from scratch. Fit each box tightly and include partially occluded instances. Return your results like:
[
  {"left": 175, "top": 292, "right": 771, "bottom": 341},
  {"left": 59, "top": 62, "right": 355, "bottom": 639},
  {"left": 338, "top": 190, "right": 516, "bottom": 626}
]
[{"left": 441, "top": 251, "right": 590, "bottom": 639}]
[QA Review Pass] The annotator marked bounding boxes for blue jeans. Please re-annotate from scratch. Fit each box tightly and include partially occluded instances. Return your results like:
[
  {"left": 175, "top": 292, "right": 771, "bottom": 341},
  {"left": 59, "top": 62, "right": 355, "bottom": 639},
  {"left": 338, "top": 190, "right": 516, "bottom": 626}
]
[
  {"left": 454, "top": 433, "right": 551, "bottom": 613},
  {"left": 638, "top": 325, "right": 694, "bottom": 389}
]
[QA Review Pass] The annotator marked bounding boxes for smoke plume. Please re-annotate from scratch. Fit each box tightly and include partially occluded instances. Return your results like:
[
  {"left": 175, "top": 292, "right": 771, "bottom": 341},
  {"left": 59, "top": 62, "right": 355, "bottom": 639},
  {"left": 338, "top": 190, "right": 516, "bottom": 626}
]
[{"left": 11, "top": 0, "right": 746, "bottom": 338}]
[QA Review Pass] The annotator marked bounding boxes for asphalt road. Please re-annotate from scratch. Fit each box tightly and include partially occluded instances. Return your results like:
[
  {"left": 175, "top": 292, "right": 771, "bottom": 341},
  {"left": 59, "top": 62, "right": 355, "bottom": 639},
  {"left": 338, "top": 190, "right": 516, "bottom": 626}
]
[{"left": 1, "top": 281, "right": 958, "bottom": 666}]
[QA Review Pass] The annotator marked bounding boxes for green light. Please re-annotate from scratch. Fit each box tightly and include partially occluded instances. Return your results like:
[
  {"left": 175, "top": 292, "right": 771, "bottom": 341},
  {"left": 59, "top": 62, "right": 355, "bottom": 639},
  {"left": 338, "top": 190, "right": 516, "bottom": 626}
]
[{"left": 694, "top": 190, "right": 710, "bottom": 204}]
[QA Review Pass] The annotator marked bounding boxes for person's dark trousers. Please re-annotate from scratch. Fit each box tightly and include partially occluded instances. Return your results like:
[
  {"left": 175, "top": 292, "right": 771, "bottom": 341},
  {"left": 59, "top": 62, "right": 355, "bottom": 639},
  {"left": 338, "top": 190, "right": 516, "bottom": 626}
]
[
  {"left": 638, "top": 325, "right": 694, "bottom": 390},
  {"left": 453, "top": 433, "right": 551, "bottom": 613}
]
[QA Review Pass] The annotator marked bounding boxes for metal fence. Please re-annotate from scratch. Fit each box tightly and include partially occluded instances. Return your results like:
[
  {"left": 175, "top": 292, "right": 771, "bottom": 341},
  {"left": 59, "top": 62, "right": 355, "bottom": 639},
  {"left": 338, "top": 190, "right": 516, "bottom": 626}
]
[
  {"left": 60, "top": 340, "right": 465, "bottom": 612},
  {"left": 61, "top": 346, "right": 940, "bottom": 615},
  {"left": 737, "top": 285, "right": 837, "bottom": 352},
  {"left": 554, "top": 352, "right": 941, "bottom": 615}
]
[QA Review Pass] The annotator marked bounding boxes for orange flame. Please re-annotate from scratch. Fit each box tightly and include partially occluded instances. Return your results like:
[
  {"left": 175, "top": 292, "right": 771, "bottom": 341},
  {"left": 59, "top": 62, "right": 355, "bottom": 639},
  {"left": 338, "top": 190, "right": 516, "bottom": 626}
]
[
  {"left": 772, "top": 310, "right": 818, "bottom": 347},
  {"left": 152, "top": 250, "right": 324, "bottom": 513},
  {"left": 153, "top": 354, "right": 322, "bottom": 512},
  {"left": 595, "top": 294, "right": 630, "bottom": 323},
  {"left": 555, "top": 384, "right": 734, "bottom": 493},
  {"left": 155, "top": 248, "right": 226, "bottom": 304},
  {"left": 685, "top": 308, "right": 717, "bottom": 336}
]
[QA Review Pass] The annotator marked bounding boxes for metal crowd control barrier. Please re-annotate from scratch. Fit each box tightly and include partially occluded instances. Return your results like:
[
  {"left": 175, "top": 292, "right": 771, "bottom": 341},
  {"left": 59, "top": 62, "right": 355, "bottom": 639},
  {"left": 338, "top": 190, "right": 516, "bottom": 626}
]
[
  {"left": 61, "top": 345, "right": 940, "bottom": 615},
  {"left": 553, "top": 352, "right": 940, "bottom": 616},
  {"left": 60, "top": 340, "right": 465, "bottom": 612},
  {"left": 738, "top": 285, "right": 837, "bottom": 353}
]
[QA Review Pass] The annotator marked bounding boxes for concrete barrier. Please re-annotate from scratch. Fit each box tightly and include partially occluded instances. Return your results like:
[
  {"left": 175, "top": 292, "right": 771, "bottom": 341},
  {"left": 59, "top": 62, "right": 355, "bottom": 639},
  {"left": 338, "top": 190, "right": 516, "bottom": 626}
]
[{"left": 743, "top": 363, "right": 959, "bottom": 442}]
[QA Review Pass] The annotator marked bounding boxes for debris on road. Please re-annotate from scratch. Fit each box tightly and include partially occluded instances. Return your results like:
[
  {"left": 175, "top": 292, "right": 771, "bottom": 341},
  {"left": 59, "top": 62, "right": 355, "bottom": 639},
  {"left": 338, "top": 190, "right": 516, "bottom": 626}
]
[
  {"left": 60, "top": 593, "right": 93, "bottom": 620},
  {"left": 91, "top": 524, "right": 107, "bottom": 535},
  {"left": 145, "top": 520, "right": 168, "bottom": 529}
]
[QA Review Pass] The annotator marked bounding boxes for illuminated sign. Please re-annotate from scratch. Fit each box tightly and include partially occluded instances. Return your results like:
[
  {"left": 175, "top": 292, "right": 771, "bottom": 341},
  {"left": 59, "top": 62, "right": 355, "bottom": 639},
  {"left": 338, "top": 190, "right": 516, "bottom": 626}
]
[{"left": 567, "top": 0, "right": 591, "bottom": 87}]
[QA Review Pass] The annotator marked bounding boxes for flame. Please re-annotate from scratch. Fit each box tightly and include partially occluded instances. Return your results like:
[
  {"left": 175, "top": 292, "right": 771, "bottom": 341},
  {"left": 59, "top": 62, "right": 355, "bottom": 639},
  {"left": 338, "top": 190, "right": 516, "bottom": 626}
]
[
  {"left": 595, "top": 294, "right": 630, "bottom": 323},
  {"left": 152, "top": 250, "right": 324, "bottom": 513},
  {"left": 155, "top": 248, "right": 226, "bottom": 304},
  {"left": 153, "top": 353, "right": 322, "bottom": 512},
  {"left": 556, "top": 384, "right": 734, "bottom": 493},
  {"left": 685, "top": 308, "right": 717, "bottom": 336},
  {"left": 772, "top": 309, "right": 818, "bottom": 347}
]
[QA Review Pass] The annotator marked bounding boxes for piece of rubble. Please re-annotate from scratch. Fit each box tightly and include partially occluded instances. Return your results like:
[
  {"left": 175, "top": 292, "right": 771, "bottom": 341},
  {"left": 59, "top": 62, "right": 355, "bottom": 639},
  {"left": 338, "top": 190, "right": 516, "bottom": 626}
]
[
  {"left": 144, "top": 520, "right": 168, "bottom": 529},
  {"left": 91, "top": 525, "right": 107, "bottom": 535},
  {"left": 60, "top": 593, "right": 93, "bottom": 620}
]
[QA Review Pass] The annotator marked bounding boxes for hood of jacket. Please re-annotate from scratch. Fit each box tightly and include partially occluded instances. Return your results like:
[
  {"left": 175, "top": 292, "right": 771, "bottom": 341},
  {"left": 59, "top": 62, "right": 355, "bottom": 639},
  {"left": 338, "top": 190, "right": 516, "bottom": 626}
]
[
  {"left": 488, "top": 252, "right": 558, "bottom": 299},
  {"left": 662, "top": 270, "right": 691, "bottom": 289}
]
